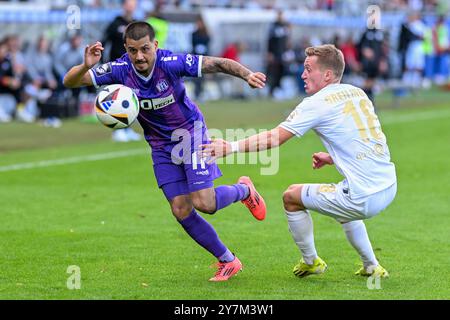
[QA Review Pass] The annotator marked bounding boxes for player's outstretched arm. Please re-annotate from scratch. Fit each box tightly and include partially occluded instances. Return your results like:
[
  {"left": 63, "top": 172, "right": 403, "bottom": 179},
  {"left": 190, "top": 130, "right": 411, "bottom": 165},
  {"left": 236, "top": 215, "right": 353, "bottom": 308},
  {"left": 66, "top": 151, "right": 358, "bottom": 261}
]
[
  {"left": 63, "top": 41, "right": 104, "bottom": 88},
  {"left": 200, "top": 126, "right": 293, "bottom": 163},
  {"left": 312, "top": 152, "right": 334, "bottom": 169},
  {"left": 201, "top": 56, "right": 266, "bottom": 89}
]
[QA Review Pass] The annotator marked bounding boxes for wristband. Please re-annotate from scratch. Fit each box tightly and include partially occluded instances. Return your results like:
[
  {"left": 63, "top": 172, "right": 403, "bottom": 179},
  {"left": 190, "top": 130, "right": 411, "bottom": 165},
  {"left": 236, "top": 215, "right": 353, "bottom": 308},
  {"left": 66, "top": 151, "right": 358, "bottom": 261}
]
[{"left": 230, "top": 141, "right": 240, "bottom": 153}]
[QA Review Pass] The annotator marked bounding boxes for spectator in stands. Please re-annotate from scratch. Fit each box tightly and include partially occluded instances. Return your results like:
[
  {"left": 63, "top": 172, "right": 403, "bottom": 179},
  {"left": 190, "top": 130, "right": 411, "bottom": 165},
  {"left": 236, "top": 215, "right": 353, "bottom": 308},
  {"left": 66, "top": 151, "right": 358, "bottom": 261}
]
[
  {"left": 398, "top": 14, "right": 421, "bottom": 76},
  {"left": 5, "top": 34, "right": 30, "bottom": 122},
  {"left": 358, "top": 26, "right": 385, "bottom": 101},
  {"left": 55, "top": 33, "right": 84, "bottom": 84},
  {"left": 292, "top": 36, "right": 310, "bottom": 94},
  {"left": 423, "top": 22, "right": 435, "bottom": 86},
  {"left": 339, "top": 35, "right": 360, "bottom": 76},
  {"left": 103, "top": 0, "right": 136, "bottom": 61},
  {"left": 432, "top": 15, "right": 449, "bottom": 84},
  {"left": 221, "top": 41, "right": 246, "bottom": 99},
  {"left": 403, "top": 12, "right": 426, "bottom": 89},
  {"left": 25, "top": 35, "right": 60, "bottom": 127},
  {"left": 191, "top": 16, "right": 210, "bottom": 100},
  {"left": 266, "top": 10, "right": 291, "bottom": 98},
  {"left": 5, "top": 35, "right": 26, "bottom": 83},
  {"left": 103, "top": 0, "right": 141, "bottom": 142},
  {"left": 0, "top": 39, "right": 20, "bottom": 122},
  {"left": 146, "top": 2, "right": 169, "bottom": 49},
  {"left": 54, "top": 32, "right": 85, "bottom": 115}
]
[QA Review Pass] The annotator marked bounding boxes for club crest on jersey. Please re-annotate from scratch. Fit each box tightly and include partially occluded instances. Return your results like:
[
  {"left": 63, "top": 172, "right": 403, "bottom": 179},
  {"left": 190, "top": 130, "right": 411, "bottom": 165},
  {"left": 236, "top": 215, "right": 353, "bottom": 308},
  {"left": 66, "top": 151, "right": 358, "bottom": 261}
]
[{"left": 156, "top": 79, "right": 169, "bottom": 93}]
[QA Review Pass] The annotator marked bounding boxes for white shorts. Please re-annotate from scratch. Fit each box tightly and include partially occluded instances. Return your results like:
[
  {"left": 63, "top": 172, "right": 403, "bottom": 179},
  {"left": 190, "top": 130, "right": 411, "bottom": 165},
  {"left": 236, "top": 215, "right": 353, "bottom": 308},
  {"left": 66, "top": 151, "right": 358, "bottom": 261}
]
[{"left": 301, "top": 181, "right": 397, "bottom": 223}]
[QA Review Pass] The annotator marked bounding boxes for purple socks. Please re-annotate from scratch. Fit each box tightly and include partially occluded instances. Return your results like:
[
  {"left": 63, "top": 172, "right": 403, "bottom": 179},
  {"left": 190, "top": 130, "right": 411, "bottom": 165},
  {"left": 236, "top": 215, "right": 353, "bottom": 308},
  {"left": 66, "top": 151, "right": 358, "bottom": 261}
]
[
  {"left": 177, "top": 184, "right": 249, "bottom": 262},
  {"left": 179, "top": 209, "right": 234, "bottom": 261},
  {"left": 214, "top": 184, "right": 249, "bottom": 212}
]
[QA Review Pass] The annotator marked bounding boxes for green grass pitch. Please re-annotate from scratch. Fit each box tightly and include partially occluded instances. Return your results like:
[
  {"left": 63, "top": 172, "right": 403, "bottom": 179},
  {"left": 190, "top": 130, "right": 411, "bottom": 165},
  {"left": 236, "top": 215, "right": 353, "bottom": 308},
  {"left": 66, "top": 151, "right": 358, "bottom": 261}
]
[{"left": 0, "top": 89, "right": 449, "bottom": 299}]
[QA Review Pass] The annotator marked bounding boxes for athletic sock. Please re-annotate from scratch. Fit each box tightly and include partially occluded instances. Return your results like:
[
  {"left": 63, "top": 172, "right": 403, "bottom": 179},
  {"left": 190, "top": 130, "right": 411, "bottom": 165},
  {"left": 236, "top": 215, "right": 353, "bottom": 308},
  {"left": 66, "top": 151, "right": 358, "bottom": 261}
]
[
  {"left": 179, "top": 209, "right": 229, "bottom": 259},
  {"left": 342, "top": 220, "right": 378, "bottom": 268},
  {"left": 285, "top": 210, "right": 317, "bottom": 265},
  {"left": 218, "top": 249, "right": 235, "bottom": 263},
  {"left": 214, "top": 184, "right": 249, "bottom": 212}
]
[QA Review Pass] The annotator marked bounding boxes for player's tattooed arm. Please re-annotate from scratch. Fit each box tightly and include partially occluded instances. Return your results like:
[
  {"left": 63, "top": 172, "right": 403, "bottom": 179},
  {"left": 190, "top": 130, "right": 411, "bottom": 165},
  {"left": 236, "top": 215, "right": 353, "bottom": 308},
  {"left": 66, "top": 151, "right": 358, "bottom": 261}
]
[{"left": 201, "top": 56, "right": 266, "bottom": 89}]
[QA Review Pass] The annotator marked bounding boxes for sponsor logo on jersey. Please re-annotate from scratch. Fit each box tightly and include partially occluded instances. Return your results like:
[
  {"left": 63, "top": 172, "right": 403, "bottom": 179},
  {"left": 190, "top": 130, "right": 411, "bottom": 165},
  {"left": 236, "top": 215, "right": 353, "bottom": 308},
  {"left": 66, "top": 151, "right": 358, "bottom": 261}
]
[
  {"left": 156, "top": 79, "right": 169, "bottom": 93},
  {"left": 140, "top": 94, "right": 175, "bottom": 110},
  {"left": 94, "top": 63, "right": 111, "bottom": 76}
]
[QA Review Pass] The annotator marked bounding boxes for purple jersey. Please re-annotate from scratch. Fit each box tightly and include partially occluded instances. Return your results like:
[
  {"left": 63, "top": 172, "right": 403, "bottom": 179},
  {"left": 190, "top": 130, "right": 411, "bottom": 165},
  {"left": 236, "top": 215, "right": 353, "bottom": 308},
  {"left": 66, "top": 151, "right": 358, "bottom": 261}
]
[{"left": 89, "top": 49, "right": 207, "bottom": 151}]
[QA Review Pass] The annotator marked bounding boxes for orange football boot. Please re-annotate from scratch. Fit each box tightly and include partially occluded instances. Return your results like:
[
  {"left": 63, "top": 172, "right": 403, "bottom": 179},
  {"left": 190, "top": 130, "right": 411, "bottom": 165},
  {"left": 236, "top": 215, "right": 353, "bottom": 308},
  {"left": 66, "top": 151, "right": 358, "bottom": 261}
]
[
  {"left": 209, "top": 256, "right": 243, "bottom": 282},
  {"left": 238, "top": 176, "right": 266, "bottom": 221}
]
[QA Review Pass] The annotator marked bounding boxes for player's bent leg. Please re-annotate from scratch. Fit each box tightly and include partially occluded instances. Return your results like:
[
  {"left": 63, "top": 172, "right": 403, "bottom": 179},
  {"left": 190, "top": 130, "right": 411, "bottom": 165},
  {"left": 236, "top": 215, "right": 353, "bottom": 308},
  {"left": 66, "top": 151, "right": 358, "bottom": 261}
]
[
  {"left": 165, "top": 185, "right": 240, "bottom": 281},
  {"left": 340, "top": 218, "right": 389, "bottom": 278},
  {"left": 341, "top": 220, "right": 380, "bottom": 272},
  {"left": 283, "top": 184, "right": 325, "bottom": 276},
  {"left": 169, "top": 194, "right": 194, "bottom": 221},
  {"left": 191, "top": 187, "right": 217, "bottom": 214},
  {"left": 282, "top": 184, "right": 307, "bottom": 211},
  {"left": 340, "top": 184, "right": 396, "bottom": 278},
  {"left": 188, "top": 178, "right": 252, "bottom": 216}
]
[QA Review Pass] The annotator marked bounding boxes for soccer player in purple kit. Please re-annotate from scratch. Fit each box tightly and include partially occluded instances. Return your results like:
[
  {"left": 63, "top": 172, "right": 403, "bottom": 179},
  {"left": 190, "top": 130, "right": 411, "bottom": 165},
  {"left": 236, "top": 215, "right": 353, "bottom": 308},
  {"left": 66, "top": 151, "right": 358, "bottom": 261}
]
[{"left": 64, "top": 21, "right": 267, "bottom": 281}]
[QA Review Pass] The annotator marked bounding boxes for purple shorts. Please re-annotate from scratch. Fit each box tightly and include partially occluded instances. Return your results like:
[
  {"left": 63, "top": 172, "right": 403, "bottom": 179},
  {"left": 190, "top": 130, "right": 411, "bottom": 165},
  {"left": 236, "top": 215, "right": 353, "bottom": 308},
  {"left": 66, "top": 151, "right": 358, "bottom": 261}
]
[{"left": 152, "top": 149, "right": 222, "bottom": 200}]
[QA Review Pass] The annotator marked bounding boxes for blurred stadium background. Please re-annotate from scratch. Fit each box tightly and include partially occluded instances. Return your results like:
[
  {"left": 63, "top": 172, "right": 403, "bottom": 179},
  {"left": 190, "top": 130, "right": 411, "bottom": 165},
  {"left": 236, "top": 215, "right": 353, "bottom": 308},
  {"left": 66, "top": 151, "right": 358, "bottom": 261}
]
[{"left": 0, "top": 0, "right": 449, "bottom": 300}]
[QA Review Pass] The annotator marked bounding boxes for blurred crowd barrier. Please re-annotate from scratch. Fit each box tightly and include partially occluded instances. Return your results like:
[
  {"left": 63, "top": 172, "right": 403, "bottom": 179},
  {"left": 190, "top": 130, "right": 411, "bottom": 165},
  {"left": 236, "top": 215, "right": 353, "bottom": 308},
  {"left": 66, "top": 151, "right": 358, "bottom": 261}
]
[{"left": 0, "top": 1, "right": 449, "bottom": 125}]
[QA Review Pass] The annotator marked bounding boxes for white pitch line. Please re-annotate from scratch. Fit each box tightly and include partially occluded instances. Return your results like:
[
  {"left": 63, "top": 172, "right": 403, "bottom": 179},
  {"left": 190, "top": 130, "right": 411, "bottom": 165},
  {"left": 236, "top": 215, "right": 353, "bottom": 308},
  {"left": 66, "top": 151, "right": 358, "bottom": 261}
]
[
  {"left": 0, "top": 108, "right": 449, "bottom": 173},
  {"left": 0, "top": 148, "right": 148, "bottom": 173}
]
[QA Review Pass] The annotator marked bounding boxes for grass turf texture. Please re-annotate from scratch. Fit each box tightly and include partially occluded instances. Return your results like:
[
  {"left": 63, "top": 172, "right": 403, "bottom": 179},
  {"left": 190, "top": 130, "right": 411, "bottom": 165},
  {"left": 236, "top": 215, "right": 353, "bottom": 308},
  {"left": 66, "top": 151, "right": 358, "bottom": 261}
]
[{"left": 0, "top": 88, "right": 449, "bottom": 299}]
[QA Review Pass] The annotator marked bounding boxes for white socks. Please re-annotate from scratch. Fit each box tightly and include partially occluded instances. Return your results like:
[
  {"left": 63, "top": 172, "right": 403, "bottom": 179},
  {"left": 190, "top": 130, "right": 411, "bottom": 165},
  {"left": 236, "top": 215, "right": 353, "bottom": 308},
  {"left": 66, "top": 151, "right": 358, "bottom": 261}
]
[
  {"left": 342, "top": 220, "right": 378, "bottom": 268},
  {"left": 285, "top": 210, "right": 317, "bottom": 265}
]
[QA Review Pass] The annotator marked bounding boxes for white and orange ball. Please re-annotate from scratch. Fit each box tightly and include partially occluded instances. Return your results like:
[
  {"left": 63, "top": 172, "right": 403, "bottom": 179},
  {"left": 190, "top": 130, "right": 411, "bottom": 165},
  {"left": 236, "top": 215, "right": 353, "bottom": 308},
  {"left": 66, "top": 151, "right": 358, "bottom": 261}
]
[{"left": 94, "top": 84, "right": 139, "bottom": 129}]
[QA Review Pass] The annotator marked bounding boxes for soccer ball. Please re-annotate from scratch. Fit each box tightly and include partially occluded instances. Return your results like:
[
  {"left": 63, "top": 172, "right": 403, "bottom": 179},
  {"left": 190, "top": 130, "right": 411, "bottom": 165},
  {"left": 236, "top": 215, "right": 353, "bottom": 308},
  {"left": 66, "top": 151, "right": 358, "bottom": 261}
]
[{"left": 94, "top": 84, "right": 140, "bottom": 129}]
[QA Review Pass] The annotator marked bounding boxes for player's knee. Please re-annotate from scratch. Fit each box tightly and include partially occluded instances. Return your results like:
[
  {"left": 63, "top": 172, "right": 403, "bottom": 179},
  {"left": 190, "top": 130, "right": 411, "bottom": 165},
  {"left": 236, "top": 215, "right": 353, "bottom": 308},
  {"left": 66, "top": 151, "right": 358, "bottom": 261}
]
[
  {"left": 170, "top": 204, "right": 193, "bottom": 220},
  {"left": 282, "top": 185, "right": 303, "bottom": 211},
  {"left": 282, "top": 186, "right": 297, "bottom": 205},
  {"left": 192, "top": 198, "right": 216, "bottom": 214}
]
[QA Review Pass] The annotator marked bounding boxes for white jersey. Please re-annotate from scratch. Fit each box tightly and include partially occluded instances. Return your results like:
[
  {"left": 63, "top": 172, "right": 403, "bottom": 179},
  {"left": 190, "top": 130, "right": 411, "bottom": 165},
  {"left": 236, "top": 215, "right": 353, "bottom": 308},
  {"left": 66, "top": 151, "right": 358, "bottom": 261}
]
[{"left": 280, "top": 83, "right": 396, "bottom": 199}]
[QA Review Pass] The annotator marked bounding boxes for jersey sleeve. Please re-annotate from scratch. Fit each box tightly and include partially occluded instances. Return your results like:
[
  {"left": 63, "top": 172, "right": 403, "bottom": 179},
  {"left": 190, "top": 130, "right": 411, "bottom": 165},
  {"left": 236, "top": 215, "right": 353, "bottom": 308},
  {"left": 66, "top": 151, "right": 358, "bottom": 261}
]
[
  {"left": 279, "top": 98, "right": 321, "bottom": 137},
  {"left": 162, "top": 53, "right": 203, "bottom": 78},
  {"left": 88, "top": 61, "right": 125, "bottom": 88}
]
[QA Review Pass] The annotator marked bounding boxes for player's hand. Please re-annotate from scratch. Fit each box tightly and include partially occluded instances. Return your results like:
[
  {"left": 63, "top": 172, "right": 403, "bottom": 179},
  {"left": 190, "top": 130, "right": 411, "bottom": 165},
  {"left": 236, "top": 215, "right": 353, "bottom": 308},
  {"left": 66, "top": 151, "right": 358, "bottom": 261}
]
[
  {"left": 199, "top": 139, "right": 232, "bottom": 164},
  {"left": 84, "top": 41, "right": 104, "bottom": 69},
  {"left": 246, "top": 72, "right": 266, "bottom": 89},
  {"left": 312, "top": 152, "right": 334, "bottom": 169}
]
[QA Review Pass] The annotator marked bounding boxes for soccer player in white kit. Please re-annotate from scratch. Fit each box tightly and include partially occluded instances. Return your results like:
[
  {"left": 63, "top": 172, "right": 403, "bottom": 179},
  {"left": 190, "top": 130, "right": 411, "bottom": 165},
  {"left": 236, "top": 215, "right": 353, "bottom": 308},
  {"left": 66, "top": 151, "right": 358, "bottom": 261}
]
[{"left": 200, "top": 44, "right": 397, "bottom": 278}]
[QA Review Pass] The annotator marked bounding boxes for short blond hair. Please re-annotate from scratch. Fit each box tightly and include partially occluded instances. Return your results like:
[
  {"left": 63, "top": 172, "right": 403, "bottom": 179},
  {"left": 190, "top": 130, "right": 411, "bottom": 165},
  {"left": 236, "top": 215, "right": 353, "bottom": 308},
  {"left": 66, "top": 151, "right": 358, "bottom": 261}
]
[{"left": 305, "top": 44, "right": 345, "bottom": 81}]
